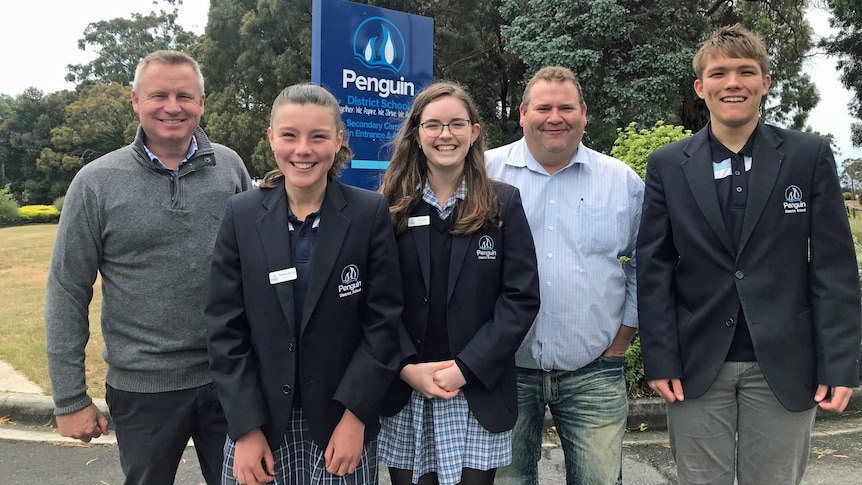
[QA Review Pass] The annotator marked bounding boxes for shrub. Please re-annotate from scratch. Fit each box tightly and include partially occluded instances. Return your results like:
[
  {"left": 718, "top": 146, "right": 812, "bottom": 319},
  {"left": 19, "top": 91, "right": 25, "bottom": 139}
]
[
  {"left": 612, "top": 121, "right": 693, "bottom": 179},
  {"left": 613, "top": 122, "right": 690, "bottom": 399},
  {"left": 18, "top": 204, "right": 61, "bottom": 224},
  {"left": 53, "top": 196, "right": 65, "bottom": 213},
  {"left": 624, "top": 335, "right": 654, "bottom": 398},
  {"left": 0, "top": 184, "right": 20, "bottom": 226},
  {"left": 844, "top": 191, "right": 853, "bottom": 200}
]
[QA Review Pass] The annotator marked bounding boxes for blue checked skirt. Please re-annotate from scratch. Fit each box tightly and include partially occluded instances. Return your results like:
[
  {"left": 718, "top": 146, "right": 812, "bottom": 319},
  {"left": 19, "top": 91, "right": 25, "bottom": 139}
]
[
  {"left": 222, "top": 407, "right": 378, "bottom": 485},
  {"left": 378, "top": 391, "right": 511, "bottom": 485}
]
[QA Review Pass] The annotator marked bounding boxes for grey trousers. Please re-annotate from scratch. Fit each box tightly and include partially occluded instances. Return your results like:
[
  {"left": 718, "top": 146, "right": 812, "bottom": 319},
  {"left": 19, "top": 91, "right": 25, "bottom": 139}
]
[{"left": 667, "top": 362, "right": 817, "bottom": 485}]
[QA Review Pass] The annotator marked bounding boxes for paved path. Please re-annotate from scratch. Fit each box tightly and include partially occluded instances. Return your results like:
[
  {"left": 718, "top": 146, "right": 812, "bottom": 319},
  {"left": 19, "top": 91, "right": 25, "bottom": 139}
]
[
  {"left": 2, "top": 415, "right": 862, "bottom": 484},
  {"left": 3, "top": 360, "right": 862, "bottom": 483}
]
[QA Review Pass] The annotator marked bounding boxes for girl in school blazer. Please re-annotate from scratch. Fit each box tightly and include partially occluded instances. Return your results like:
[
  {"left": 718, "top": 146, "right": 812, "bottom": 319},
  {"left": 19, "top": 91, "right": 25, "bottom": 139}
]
[
  {"left": 205, "top": 84, "right": 403, "bottom": 485},
  {"left": 378, "top": 81, "right": 540, "bottom": 485}
]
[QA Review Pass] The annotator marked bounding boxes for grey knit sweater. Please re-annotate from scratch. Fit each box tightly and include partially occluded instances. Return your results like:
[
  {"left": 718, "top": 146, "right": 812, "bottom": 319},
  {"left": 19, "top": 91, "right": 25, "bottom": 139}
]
[{"left": 45, "top": 126, "right": 251, "bottom": 415}]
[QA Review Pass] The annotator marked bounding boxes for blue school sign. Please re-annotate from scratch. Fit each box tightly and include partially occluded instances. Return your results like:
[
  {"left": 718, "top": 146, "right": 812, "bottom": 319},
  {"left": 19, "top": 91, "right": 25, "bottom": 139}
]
[{"left": 312, "top": 0, "right": 434, "bottom": 190}]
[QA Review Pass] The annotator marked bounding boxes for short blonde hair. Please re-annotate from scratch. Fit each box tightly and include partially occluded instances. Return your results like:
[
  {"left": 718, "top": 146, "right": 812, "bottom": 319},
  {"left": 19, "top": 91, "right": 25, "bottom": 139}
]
[
  {"left": 693, "top": 24, "right": 770, "bottom": 80},
  {"left": 133, "top": 50, "right": 204, "bottom": 95}
]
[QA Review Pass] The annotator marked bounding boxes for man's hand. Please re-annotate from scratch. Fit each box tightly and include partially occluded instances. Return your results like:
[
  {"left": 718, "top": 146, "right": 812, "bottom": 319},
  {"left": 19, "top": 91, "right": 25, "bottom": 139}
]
[
  {"left": 400, "top": 362, "right": 460, "bottom": 399},
  {"left": 232, "top": 428, "right": 275, "bottom": 485},
  {"left": 815, "top": 385, "right": 853, "bottom": 413},
  {"left": 648, "top": 378, "right": 685, "bottom": 403},
  {"left": 603, "top": 325, "right": 637, "bottom": 358},
  {"left": 324, "top": 409, "right": 365, "bottom": 476},
  {"left": 55, "top": 403, "right": 109, "bottom": 443}
]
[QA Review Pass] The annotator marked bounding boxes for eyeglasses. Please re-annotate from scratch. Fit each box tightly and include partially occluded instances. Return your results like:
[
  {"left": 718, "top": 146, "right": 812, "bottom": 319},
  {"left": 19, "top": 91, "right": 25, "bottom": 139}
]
[{"left": 418, "top": 119, "right": 472, "bottom": 136}]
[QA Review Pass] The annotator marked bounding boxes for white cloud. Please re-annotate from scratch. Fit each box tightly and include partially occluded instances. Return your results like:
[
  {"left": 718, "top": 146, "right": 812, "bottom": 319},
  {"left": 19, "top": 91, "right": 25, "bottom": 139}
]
[{"left": 0, "top": 0, "right": 208, "bottom": 96}]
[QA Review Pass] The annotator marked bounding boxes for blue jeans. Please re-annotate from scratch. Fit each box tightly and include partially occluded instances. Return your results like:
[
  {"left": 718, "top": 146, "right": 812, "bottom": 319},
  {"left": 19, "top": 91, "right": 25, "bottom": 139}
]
[{"left": 507, "top": 358, "right": 627, "bottom": 485}]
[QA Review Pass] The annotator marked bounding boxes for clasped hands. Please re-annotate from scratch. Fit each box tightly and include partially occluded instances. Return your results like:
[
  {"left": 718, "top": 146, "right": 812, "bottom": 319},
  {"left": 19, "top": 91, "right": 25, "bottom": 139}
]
[{"left": 400, "top": 360, "right": 465, "bottom": 399}]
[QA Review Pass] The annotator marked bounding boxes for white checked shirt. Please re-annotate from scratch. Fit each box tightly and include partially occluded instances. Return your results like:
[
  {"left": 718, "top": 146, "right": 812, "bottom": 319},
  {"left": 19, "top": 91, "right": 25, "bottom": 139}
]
[{"left": 485, "top": 138, "right": 644, "bottom": 371}]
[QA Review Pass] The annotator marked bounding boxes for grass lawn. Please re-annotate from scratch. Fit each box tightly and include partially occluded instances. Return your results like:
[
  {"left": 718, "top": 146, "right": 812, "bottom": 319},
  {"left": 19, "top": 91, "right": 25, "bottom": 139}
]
[
  {"left": 849, "top": 213, "right": 862, "bottom": 241},
  {"left": 0, "top": 224, "right": 106, "bottom": 398}
]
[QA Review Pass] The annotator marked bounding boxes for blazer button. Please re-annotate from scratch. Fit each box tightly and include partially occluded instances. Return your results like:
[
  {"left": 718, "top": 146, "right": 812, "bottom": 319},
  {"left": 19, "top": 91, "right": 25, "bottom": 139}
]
[
  {"left": 422, "top": 297, "right": 429, "bottom": 306},
  {"left": 282, "top": 385, "right": 292, "bottom": 395},
  {"left": 725, "top": 317, "right": 735, "bottom": 327},
  {"left": 415, "top": 339, "right": 422, "bottom": 347},
  {"left": 734, "top": 270, "right": 745, "bottom": 279},
  {"left": 288, "top": 342, "right": 295, "bottom": 352}
]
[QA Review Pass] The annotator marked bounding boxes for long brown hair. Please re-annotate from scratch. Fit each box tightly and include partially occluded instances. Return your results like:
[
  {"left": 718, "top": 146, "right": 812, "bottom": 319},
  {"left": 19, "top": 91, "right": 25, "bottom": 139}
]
[
  {"left": 260, "top": 83, "right": 353, "bottom": 188},
  {"left": 379, "top": 82, "right": 499, "bottom": 235}
]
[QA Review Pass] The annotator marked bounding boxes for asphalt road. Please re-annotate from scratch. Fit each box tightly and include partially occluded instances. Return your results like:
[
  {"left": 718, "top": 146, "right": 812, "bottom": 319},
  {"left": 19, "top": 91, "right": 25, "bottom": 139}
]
[{"left": 2, "top": 417, "right": 861, "bottom": 485}]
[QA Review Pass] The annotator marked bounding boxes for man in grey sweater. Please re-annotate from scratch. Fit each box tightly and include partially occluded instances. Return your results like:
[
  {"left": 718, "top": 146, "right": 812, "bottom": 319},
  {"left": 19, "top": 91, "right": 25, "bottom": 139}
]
[{"left": 44, "top": 50, "right": 251, "bottom": 485}]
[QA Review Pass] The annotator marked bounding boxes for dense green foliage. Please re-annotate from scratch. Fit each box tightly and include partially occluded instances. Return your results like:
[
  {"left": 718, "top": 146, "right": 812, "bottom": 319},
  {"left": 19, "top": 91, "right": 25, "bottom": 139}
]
[
  {"left": 624, "top": 335, "right": 649, "bottom": 398},
  {"left": 0, "top": 184, "right": 20, "bottom": 225},
  {"left": 612, "top": 121, "right": 693, "bottom": 179},
  {"left": 612, "top": 122, "right": 690, "bottom": 396},
  {"left": 823, "top": 0, "right": 862, "bottom": 147}
]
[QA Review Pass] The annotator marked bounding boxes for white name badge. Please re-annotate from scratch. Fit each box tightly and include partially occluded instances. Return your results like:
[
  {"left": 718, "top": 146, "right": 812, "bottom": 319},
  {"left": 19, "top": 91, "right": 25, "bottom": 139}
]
[
  {"left": 269, "top": 267, "right": 298, "bottom": 285},
  {"left": 408, "top": 216, "right": 431, "bottom": 227}
]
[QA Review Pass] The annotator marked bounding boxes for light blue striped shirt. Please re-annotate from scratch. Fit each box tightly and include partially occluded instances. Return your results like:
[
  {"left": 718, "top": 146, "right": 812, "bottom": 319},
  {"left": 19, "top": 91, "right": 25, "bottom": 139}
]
[
  {"left": 143, "top": 136, "right": 199, "bottom": 173},
  {"left": 485, "top": 138, "right": 644, "bottom": 371}
]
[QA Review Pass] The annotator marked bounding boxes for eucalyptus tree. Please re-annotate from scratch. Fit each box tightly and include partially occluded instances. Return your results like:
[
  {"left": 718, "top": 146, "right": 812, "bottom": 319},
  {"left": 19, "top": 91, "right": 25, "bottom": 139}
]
[
  {"left": 822, "top": 0, "right": 862, "bottom": 147},
  {"left": 37, "top": 83, "right": 137, "bottom": 182},
  {"left": 65, "top": 0, "right": 199, "bottom": 87},
  {"left": 500, "top": 0, "right": 819, "bottom": 153},
  {"left": 0, "top": 89, "right": 77, "bottom": 203},
  {"left": 199, "top": 0, "right": 312, "bottom": 176}
]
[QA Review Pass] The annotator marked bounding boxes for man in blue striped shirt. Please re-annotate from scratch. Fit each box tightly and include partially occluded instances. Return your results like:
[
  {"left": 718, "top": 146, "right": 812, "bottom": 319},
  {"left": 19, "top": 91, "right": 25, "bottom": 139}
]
[{"left": 486, "top": 66, "right": 644, "bottom": 485}]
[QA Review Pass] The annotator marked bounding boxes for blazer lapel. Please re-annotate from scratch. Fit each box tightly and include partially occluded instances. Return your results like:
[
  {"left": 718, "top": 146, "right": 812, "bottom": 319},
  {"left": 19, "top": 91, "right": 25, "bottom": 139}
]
[
  {"left": 409, "top": 204, "right": 432, "bottom": 294},
  {"left": 682, "top": 130, "right": 736, "bottom": 255},
  {"left": 737, "top": 124, "right": 784, "bottom": 256},
  {"left": 301, "top": 182, "right": 350, "bottom": 335},
  {"left": 255, "top": 181, "right": 297, "bottom": 333},
  {"left": 448, "top": 231, "right": 470, "bottom": 304}
]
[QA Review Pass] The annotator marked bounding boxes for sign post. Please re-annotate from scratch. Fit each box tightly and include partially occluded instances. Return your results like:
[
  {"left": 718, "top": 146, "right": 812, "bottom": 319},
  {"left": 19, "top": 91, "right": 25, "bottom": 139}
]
[{"left": 312, "top": 0, "right": 434, "bottom": 190}]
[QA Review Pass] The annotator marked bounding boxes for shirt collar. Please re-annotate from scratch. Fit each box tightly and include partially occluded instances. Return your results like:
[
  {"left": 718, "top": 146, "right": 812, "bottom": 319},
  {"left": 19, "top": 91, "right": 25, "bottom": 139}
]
[
  {"left": 144, "top": 136, "right": 198, "bottom": 172},
  {"left": 511, "top": 138, "right": 591, "bottom": 175},
  {"left": 708, "top": 128, "right": 756, "bottom": 163},
  {"left": 420, "top": 177, "right": 467, "bottom": 219}
]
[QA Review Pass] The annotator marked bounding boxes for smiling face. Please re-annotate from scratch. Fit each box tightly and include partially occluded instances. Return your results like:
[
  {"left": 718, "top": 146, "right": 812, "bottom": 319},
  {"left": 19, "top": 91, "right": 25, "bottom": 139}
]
[
  {"left": 695, "top": 54, "right": 771, "bottom": 135},
  {"left": 416, "top": 95, "right": 480, "bottom": 178},
  {"left": 519, "top": 80, "right": 586, "bottom": 173},
  {"left": 131, "top": 61, "right": 204, "bottom": 156},
  {"left": 267, "top": 102, "right": 342, "bottom": 195}
]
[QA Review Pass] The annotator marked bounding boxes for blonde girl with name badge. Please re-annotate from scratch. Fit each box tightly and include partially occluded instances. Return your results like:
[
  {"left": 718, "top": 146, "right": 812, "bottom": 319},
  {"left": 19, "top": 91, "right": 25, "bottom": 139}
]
[
  {"left": 378, "top": 81, "right": 540, "bottom": 485},
  {"left": 205, "top": 83, "right": 403, "bottom": 485}
]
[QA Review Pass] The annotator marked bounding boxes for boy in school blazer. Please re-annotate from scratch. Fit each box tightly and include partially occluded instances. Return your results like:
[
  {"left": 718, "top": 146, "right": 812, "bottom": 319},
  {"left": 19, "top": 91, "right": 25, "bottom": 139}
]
[{"left": 637, "top": 24, "right": 861, "bottom": 484}]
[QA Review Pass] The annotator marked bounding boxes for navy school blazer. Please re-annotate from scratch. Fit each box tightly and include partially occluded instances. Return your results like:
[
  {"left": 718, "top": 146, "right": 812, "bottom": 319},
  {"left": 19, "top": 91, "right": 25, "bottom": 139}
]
[
  {"left": 381, "top": 181, "right": 541, "bottom": 432},
  {"left": 204, "top": 179, "right": 403, "bottom": 450}
]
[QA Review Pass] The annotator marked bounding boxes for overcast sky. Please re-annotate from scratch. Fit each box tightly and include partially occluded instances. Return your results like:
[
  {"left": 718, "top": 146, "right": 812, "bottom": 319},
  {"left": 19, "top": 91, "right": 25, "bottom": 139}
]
[{"left": 1, "top": 1, "right": 859, "bottom": 161}]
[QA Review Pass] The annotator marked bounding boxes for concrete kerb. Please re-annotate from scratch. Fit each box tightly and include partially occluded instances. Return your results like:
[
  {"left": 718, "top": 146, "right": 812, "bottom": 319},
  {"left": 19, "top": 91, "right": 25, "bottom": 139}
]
[
  {"left": 2, "top": 388, "right": 861, "bottom": 444},
  {"left": 0, "top": 392, "right": 109, "bottom": 427}
]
